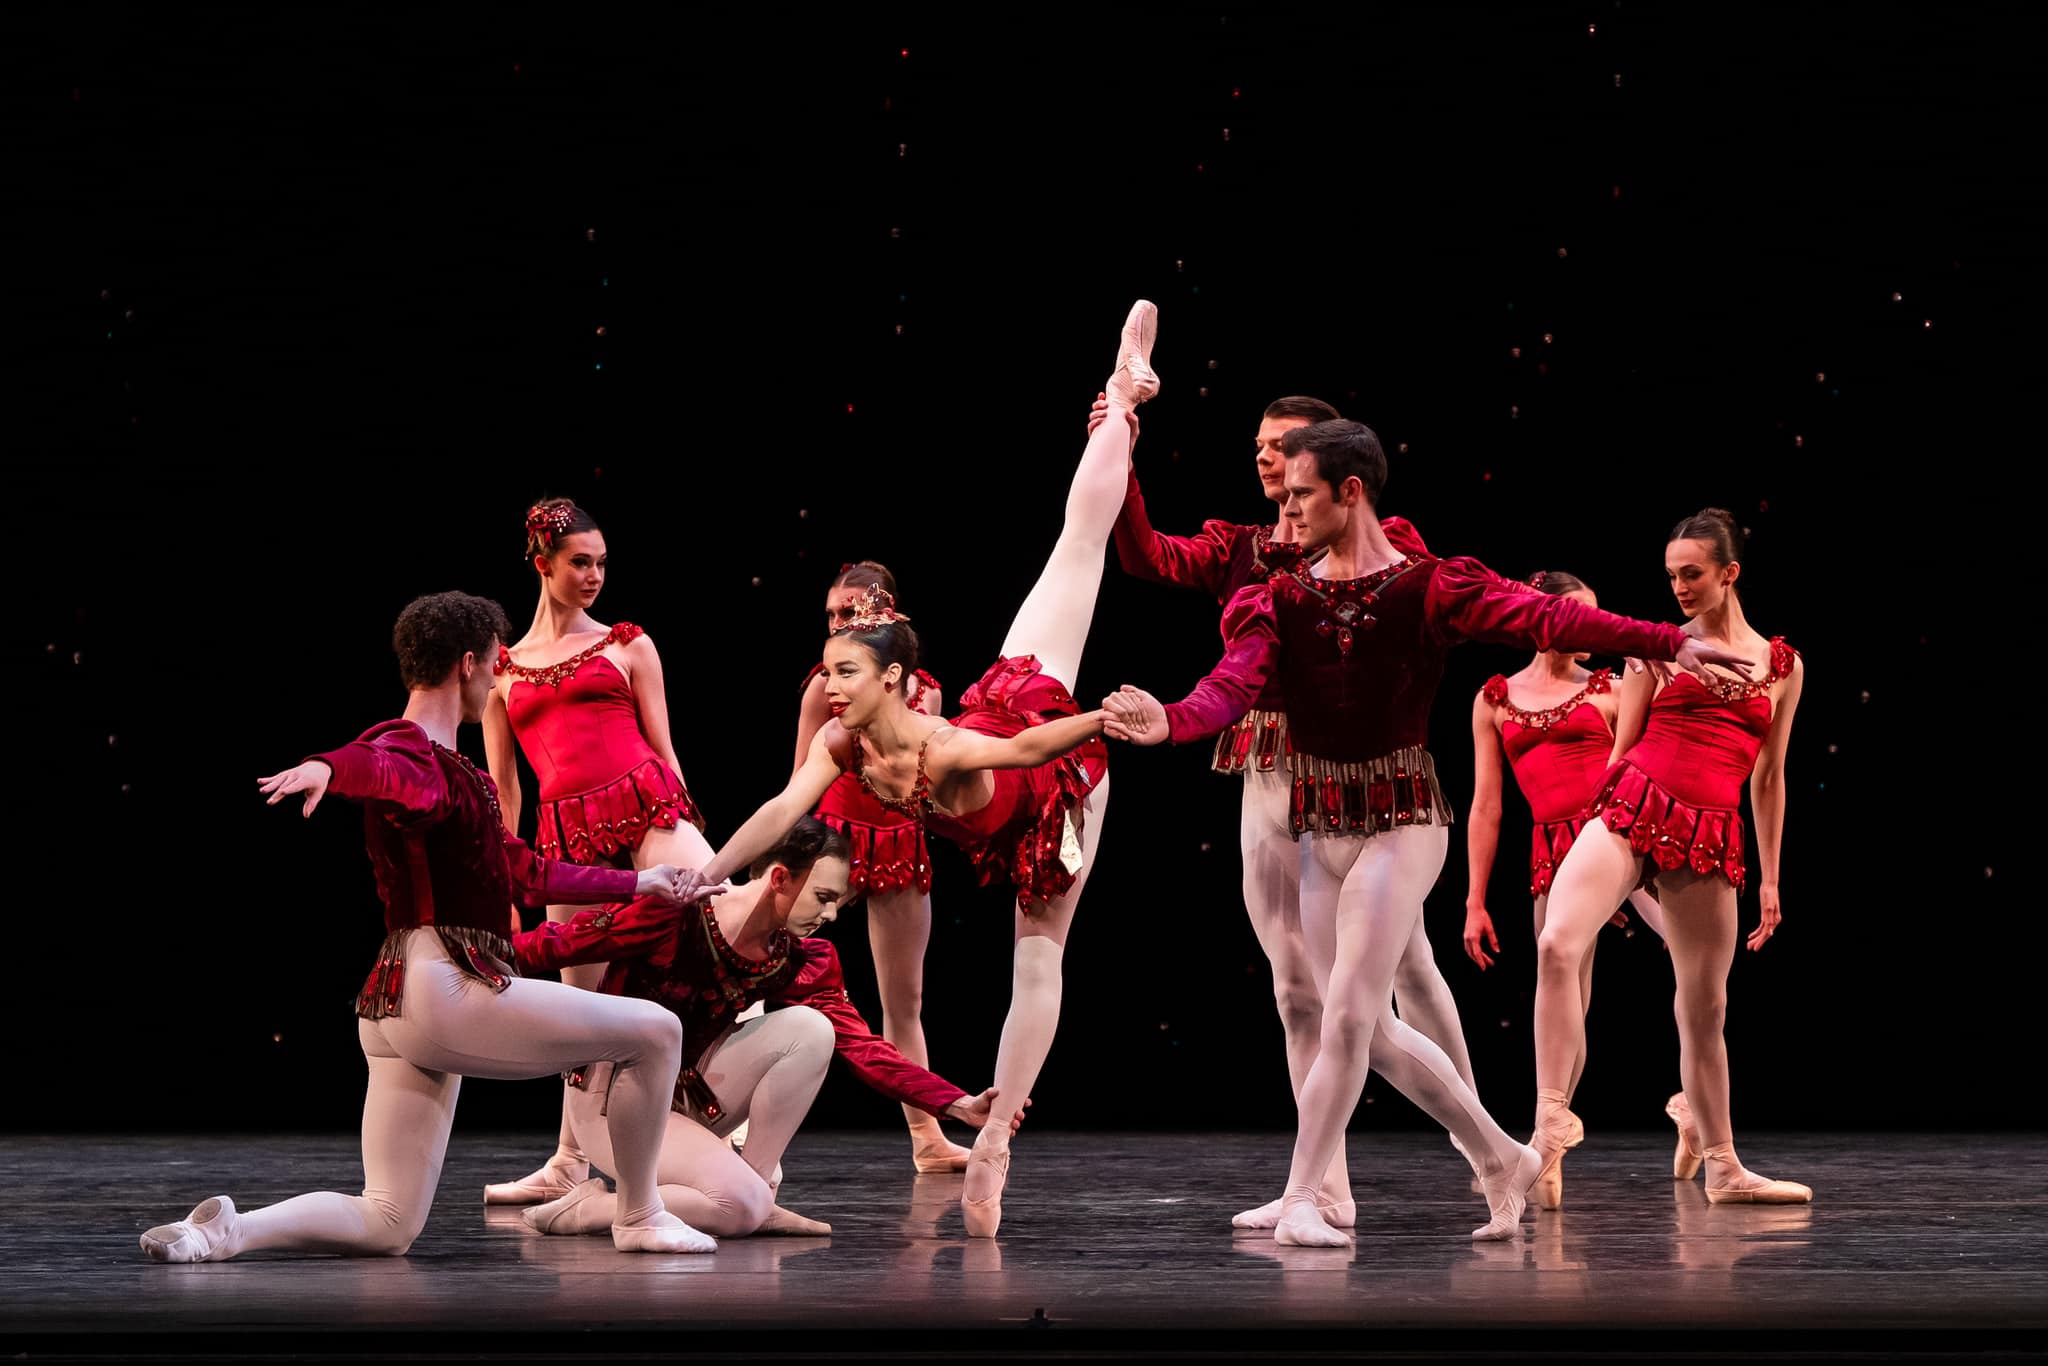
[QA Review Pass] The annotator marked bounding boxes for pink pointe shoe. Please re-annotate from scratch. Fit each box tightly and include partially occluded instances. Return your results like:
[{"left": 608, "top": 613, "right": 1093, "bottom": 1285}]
[
  {"left": 911, "top": 1128, "right": 971, "bottom": 1174},
  {"left": 962, "top": 1126, "right": 1012, "bottom": 1239},
  {"left": 1702, "top": 1144, "right": 1814, "bottom": 1205},
  {"left": 1530, "top": 1090, "right": 1584, "bottom": 1210},
  {"left": 1105, "top": 300, "right": 1161, "bottom": 409},
  {"left": 1667, "top": 1092, "right": 1703, "bottom": 1181}
]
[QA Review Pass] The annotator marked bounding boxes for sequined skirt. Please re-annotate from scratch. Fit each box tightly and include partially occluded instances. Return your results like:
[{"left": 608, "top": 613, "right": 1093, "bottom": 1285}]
[
  {"left": 534, "top": 757, "right": 704, "bottom": 864},
  {"left": 1529, "top": 818, "right": 1592, "bottom": 897},
  {"left": 1286, "top": 745, "right": 1455, "bottom": 839},
  {"left": 1583, "top": 761, "right": 1747, "bottom": 891},
  {"left": 815, "top": 773, "right": 932, "bottom": 897},
  {"left": 356, "top": 925, "right": 519, "bottom": 1020}
]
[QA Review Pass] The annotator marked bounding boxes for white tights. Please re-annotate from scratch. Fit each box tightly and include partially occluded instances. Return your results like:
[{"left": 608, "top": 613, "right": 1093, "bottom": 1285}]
[
  {"left": 1281, "top": 826, "right": 1527, "bottom": 1209},
  {"left": 214, "top": 929, "right": 683, "bottom": 1257},
  {"left": 568, "top": 1007, "right": 834, "bottom": 1236},
  {"left": 1240, "top": 771, "right": 1479, "bottom": 1206}
]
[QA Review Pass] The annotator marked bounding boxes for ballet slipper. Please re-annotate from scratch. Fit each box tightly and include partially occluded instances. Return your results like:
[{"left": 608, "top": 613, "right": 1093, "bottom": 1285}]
[
  {"left": 140, "top": 1195, "right": 239, "bottom": 1263},
  {"left": 1273, "top": 1196, "right": 1353, "bottom": 1248},
  {"left": 962, "top": 1125, "right": 1011, "bottom": 1239},
  {"left": 1448, "top": 1131, "right": 1487, "bottom": 1195},
  {"left": 1666, "top": 1092, "right": 1703, "bottom": 1181},
  {"left": 1232, "top": 1195, "right": 1356, "bottom": 1231},
  {"left": 1702, "top": 1144, "right": 1813, "bottom": 1205},
  {"left": 1474, "top": 1143, "right": 1544, "bottom": 1241},
  {"left": 611, "top": 1210, "right": 718, "bottom": 1254},
  {"left": 483, "top": 1153, "right": 588, "bottom": 1206},
  {"left": 522, "top": 1177, "right": 615, "bottom": 1236}
]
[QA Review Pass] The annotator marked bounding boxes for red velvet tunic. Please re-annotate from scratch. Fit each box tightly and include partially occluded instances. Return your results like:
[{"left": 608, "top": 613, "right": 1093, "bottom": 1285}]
[
  {"left": 1584, "top": 638, "right": 1797, "bottom": 890},
  {"left": 517, "top": 903, "right": 968, "bottom": 1121},
  {"left": 803, "top": 662, "right": 943, "bottom": 896},
  {"left": 852, "top": 655, "right": 1109, "bottom": 914},
  {"left": 310, "top": 719, "right": 640, "bottom": 1019},
  {"left": 1484, "top": 669, "right": 1617, "bottom": 896},
  {"left": 1160, "top": 557, "right": 1689, "bottom": 836},
  {"left": 499, "top": 623, "right": 704, "bottom": 864},
  {"left": 1112, "top": 470, "right": 1430, "bottom": 776}
]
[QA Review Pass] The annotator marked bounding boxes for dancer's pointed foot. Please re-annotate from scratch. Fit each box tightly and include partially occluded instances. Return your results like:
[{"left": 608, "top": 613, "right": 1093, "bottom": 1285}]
[
  {"left": 755, "top": 1205, "right": 833, "bottom": 1236},
  {"left": 1666, "top": 1092, "right": 1703, "bottom": 1180},
  {"left": 1473, "top": 1143, "right": 1543, "bottom": 1240},
  {"left": 911, "top": 1130, "right": 971, "bottom": 1174},
  {"left": 611, "top": 1210, "right": 718, "bottom": 1254},
  {"left": 1105, "top": 300, "right": 1160, "bottom": 408},
  {"left": 962, "top": 1125, "right": 1011, "bottom": 1239},
  {"left": 484, "top": 1153, "right": 589, "bottom": 1206},
  {"left": 1231, "top": 1195, "right": 1356, "bottom": 1231},
  {"left": 1274, "top": 1196, "right": 1354, "bottom": 1248},
  {"left": 522, "top": 1177, "right": 616, "bottom": 1236},
  {"left": 140, "top": 1195, "right": 240, "bottom": 1263},
  {"left": 1702, "top": 1145, "right": 1813, "bottom": 1204}
]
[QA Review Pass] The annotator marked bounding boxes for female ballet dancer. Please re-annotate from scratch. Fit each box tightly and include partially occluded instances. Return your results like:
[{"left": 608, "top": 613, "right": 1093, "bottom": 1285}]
[
  {"left": 1104, "top": 421, "right": 1750, "bottom": 1244},
  {"left": 1097, "top": 390, "right": 1488, "bottom": 1227},
  {"left": 482, "top": 497, "right": 719, "bottom": 1206},
  {"left": 684, "top": 299, "right": 1163, "bottom": 1237},
  {"left": 139, "top": 591, "right": 713, "bottom": 1261},
  {"left": 1527, "top": 510, "right": 1810, "bottom": 1204},
  {"left": 512, "top": 817, "right": 1018, "bottom": 1239},
  {"left": 796, "top": 560, "right": 967, "bottom": 1172},
  {"left": 1464, "top": 569, "right": 1670, "bottom": 1208}
]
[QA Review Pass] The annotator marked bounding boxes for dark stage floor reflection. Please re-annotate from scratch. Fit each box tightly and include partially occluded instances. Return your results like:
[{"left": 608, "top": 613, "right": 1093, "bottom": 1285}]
[{"left": 5, "top": 1130, "right": 2042, "bottom": 1355}]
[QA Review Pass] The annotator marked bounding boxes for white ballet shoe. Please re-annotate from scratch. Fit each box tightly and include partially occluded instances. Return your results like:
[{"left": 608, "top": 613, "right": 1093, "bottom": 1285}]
[
  {"left": 140, "top": 1195, "right": 239, "bottom": 1263},
  {"left": 1231, "top": 1195, "right": 1356, "bottom": 1231},
  {"left": 611, "top": 1210, "right": 718, "bottom": 1254},
  {"left": 522, "top": 1177, "right": 616, "bottom": 1236},
  {"left": 1473, "top": 1143, "right": 1543, "bottom": 1241},
  {"left": 483, "top": 1155, "right": 588, "bottom": 1206},
  {"left": 962, "top": 1126, "right": 1011, "bottom": 1239},
  {"left": 1273, "top": 1199, "right": 1354, "bottom": 1248},
  {"left": 1105, "top": 300, "right": 1160, "bottom": 408}
]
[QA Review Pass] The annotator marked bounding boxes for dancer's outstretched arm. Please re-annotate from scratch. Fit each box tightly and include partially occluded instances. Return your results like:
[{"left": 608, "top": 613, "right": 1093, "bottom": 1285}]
[
  {"left": 1102, "top": 582, "right": 1280, "bottom": 747},
  {"left": 515, "top": 890, "right": 699, "bottom": 972},
  {"left": 697, "top": 729, "right": 847, "bottom": 886},
  {"left": 925, "top": 712, "right": 1107, "bottom": 778},
  {"left": 1427, "top": 558, "right": 1749, "bottom": 678}
]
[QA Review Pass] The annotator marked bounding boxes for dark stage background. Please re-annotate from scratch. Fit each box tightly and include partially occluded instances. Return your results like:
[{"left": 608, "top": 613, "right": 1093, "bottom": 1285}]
[{"left": 9, "top": 7, "right": 2034, "bottom": 1134}]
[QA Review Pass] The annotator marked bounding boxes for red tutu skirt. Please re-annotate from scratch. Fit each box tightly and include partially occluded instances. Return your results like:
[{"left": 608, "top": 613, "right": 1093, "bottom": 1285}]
[{"left": 1583, "top": 761, "right": 1746, "bottom": 891}]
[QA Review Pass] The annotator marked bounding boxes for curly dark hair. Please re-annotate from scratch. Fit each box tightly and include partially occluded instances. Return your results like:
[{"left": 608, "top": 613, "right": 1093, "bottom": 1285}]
[
  {"left": 392, "top": 591, "right": 512, "bottom": 689},
  {"left": 748, "top": 815, "right": 854, "bottom": 881}
]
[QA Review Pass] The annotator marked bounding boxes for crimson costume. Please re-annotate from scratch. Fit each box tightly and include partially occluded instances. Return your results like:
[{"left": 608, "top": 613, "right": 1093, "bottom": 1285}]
[
  {"left": 1584, "top": 639, "right": 1798, "bottom": 890},
  {"left": 498, "top": 622, "right": 704, "bottom": 864}
]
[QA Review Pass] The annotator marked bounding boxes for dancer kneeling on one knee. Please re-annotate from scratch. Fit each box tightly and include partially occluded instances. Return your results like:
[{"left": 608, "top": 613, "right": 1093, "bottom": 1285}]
[
  {"left": 140, "top": 591, "right": 717, "bottom": 1262},
  {"left": 517, "top": 816, "right": 1021, "bottom": 1239}
]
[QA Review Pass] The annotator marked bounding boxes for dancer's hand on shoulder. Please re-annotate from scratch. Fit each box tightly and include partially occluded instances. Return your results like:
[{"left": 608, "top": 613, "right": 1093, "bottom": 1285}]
[
  {"left": 258, "top": 760, "right": 331, "bottom": 816},
  {"left": 1669, "top": 637, "right": 1755, "bottom": 686},
  {"left": 1100, "top": 685, "right": 1168, "bottom": 746},
  {"left": 1746, "top": 882, "right": 1782, "bottom": 952},
  {"left": 1462, "top": 905, "right": 1499, "bottom": 969}
]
